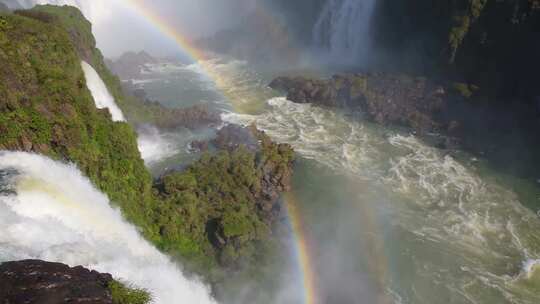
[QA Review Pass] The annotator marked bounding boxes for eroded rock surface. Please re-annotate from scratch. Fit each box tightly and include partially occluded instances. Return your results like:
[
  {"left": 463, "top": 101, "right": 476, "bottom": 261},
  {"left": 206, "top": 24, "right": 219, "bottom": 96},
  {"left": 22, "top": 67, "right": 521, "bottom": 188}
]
[
  {"left": 270, "top": 73, "right": 450, "bottom": 134},
  {"left": 0, "top": 260, "right": 113, "bottom": 304}
]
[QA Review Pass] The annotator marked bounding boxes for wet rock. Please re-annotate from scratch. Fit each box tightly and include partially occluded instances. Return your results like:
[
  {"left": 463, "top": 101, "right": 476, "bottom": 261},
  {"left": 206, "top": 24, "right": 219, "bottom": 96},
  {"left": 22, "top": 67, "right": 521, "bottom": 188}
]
[
  {"left": 156, "top": 104, "right": 221, "bottom": 130},
  {"left": 20, "top": 135, "right": 32, "bottom": 151},
  {"left": 156, "top": 123, "right": 294, "bottom": 268},
  {"left": 106, "top": 51, "right": 158, "bottom": 80},
  {"left": 189, "top": 140, "right": 209, "bottom": 153},
  {"left": 211, "top": 124, "right": 260, "bottom": 152},
  {"left": 0, "top": 260, "right": 114, "bottom": 304},
  {"left": 270, "top": 73, "right": 450, "bottom": 134}
]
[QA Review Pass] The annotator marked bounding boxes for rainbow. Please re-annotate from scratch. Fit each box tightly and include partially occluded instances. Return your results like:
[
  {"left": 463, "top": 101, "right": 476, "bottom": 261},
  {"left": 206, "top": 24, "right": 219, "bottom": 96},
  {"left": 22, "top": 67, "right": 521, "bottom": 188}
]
[
  {"left": 119, "top": 0, "right": 297, "bottom": 113},
  {"left": 116, "top": 1, "right": 318, "bottom": 303},
  {"left": 284, "top": 192, "right": 319, "bottom": 304}
]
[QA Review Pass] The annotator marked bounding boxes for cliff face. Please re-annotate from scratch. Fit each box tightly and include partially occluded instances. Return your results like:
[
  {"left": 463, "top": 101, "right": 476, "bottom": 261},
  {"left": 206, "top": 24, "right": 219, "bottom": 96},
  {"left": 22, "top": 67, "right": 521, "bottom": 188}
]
[
  {"left": 155, "top": 125, "right": 295, "bottom": 278},
  {"left": 0, "top": 7, "right": 155, "bottom": 232},
  {"left": 105, "top": 51, "right": 158, "bottom": 80},
  {"left": 372, "top": 0, "right": 540, "bottom": 100}
]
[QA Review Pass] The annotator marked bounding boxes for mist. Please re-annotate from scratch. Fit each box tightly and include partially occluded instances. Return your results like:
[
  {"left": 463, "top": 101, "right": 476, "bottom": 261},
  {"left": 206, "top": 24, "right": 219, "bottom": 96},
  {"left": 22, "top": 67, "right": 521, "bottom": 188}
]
[
  {"left": 8, "top": 0, "right": 260, "bottom": 57},
  {"left": 0, "top": 152, "right": 217, "bottom": 304}
]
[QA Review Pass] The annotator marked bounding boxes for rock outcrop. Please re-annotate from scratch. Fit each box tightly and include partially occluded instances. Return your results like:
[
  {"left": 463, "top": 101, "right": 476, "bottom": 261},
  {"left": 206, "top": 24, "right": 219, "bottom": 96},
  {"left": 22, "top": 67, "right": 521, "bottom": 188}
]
[
  {"left": 120, "top": 83, "right": 222, "bottom": 130},
  {"left": 270, "top": 73, "right": 450, "bottom": 134},
  {"left": 0, "top": 260, "right": 114, "bottom": 304},
  {"left": 372, "top": 0, "right": 540, "bottom": 100},
  {"left": 156, "top": 124, "right": 294, "bottom": 269},
  {"left": 105, "top": 51, "right": 158, "bottom": 80}
]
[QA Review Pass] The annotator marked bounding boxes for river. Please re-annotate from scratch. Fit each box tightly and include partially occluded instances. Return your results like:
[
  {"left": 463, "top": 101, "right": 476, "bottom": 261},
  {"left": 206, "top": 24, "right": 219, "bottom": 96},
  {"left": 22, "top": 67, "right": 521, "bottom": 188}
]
[{"left": 134, "top": 58, "right": 540, "bottom": 304}]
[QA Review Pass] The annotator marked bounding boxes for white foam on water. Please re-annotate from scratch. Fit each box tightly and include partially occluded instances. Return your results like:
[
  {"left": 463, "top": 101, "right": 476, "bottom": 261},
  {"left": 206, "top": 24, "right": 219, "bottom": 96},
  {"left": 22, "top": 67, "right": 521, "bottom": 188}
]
[
  {"left": 223, "top": 97, "right": 385, "bottom": 178},
  {"left": 224, "top": 96, "right": 540, "bottom": 302},
  {"left": 522, "top": 259, "right": 540, "bottom": 279},
  {"left": 81, "top": 61, "right": 126, "bottom": 122},
  {"left": 136, "top": 126, "right": 179, "bottom": 165},
  {"left": 0, "top": 151, "right": 217, "bottom": 304}
]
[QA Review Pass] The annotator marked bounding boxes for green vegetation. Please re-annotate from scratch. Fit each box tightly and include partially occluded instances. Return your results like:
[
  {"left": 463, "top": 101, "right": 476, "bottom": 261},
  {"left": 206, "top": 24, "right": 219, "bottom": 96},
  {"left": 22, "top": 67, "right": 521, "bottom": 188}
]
[
  {"left": 0, "top": 5, "right": 295, "bottom": 288},
  {"left": 25, "top": 5, "right": 177, "bottom": 128},
  {"left": 109, "top": 280, "right": 152, "bottom": 304},
  {"left": 0, "top": 9, "right": 158, "bottom": 239},
  {"left": 452, "top": 82, "right": 479, "bottom": 98},
  {"left": 449, "top": 15, "right": 471, "bottom": 63},
  {"left": 154, "top": 129, "right": 294, "bottom": 280},
  {"left": 448, "top": 0, "right": 487, "bottom": 63}
]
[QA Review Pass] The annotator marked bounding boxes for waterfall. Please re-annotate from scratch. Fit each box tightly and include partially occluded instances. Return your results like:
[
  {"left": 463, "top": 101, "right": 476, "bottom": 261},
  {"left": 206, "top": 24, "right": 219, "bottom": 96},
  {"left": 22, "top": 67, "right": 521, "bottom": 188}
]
[
  {"left": 0, "top": 151, "right": 218, "bottom": 304},
  {"left": 81, "top": 61, "right": 126, "bottom": 122},
  {"left": 313, "top": 0, "right": 376, "bottom": 64}
]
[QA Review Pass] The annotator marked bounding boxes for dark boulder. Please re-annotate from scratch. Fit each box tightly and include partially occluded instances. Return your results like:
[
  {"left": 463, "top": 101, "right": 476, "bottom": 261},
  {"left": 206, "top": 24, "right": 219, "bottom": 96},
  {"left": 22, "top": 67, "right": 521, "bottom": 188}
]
[
  {"left": 270, "top": 73, "right": 449, "bottom": 134},
  {"left": 0, "top": 260, "right": 114, "bottom": 304},
  {"left": 211, "top": 124, "right": 260, "bottom": 152},
  {"left": 189, "top": 140, "right": 209, "bottom": 153}
]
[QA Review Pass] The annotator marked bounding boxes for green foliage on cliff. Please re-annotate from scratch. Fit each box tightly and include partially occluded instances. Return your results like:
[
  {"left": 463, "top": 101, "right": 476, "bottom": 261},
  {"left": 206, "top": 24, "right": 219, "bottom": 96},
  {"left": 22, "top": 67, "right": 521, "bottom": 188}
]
[
  {"left": 24, "top": 5, "right": 170, "bottom": 128},
  {"left": 1, "top": 6, "right": 295, "bottom": 291},
  {"left": 154, "top": 130, "right": 294, "bottom": 279},
  {"left": 0, "top": 8, "right": 159, "bottom": 237},
  {"left": 448, "top": 0, "right": 488, "bottom": 63},
  {"left": 109, "top": 281, "right": 152, "bottom": 304}
]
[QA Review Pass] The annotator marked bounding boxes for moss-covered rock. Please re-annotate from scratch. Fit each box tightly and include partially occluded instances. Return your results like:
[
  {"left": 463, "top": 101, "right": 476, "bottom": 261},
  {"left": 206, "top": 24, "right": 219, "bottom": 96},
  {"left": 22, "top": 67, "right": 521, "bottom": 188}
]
[
  {"left": 0, "top": 10, "right": 157, "bottom": 231},
  {"left": 155, "top": 125, "right": 295, "bottom": 280}
]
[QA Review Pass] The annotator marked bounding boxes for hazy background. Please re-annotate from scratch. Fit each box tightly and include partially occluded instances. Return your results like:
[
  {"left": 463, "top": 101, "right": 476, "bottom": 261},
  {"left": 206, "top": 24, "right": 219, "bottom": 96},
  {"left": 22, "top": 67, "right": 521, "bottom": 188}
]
[
  {"left": 5, "top": 0, "right": 261, "bottom": 57},
  {"left": 95, "top": 0, "right": 260, "bottom": 57}
]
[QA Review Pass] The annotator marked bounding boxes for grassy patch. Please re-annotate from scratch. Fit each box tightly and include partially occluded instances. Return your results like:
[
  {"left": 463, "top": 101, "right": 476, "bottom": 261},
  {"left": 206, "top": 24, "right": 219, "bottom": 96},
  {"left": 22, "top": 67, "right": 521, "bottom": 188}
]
[{"left": 109, "top": 280, "right": 152, "bottom": 304}]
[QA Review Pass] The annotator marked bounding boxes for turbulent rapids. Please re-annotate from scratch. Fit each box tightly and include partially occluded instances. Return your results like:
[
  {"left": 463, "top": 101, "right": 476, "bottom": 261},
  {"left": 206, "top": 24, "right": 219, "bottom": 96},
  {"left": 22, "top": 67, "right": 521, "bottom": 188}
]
[
  {"left": 3, "top": 1, "right": 540, "bottom": 302},
  {"left": 0, "top": 152, "right": 217, "bottom": 304},
  {"left": 223, "top": 96, "right": 540, "bottom": 303},
  {"left": 99, "top": 53, "right": 540, "bottom": 302}
]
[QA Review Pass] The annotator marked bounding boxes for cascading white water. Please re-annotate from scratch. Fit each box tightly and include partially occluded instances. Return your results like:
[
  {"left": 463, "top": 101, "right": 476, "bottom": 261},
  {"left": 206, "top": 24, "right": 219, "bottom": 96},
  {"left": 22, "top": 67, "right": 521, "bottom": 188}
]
[
  {"left": 0, "top": 151, "right": 218, "bottom": 304},
  {"left": 137, "top": 125, "right": 179, "bottom": 165},
  {"left": 81, "top": 61, "right": 126, "bottom": 122},
  {"left": 313, "top": 0, "right": 376, "bottom": 64}
]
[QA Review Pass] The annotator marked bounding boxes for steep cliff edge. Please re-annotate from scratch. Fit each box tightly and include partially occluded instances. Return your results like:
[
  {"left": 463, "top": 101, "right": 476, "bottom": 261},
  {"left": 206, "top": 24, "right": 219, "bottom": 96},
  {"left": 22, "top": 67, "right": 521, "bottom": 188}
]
[
  {"left": 372, "top": 0, "right": 540, "bottom": 100},
  {"left": 0, "top": 5, "right": 296, "bottom": 289},
  {"left": 0, "top": 7, "right": 155, "bottom": 231}
]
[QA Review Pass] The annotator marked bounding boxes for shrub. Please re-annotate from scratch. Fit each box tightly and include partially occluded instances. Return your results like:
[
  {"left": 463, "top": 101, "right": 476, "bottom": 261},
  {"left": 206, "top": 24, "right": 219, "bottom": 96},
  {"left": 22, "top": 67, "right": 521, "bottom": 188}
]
[{"left": 108, "top": 280, "right": 151, "bottom": 304}]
